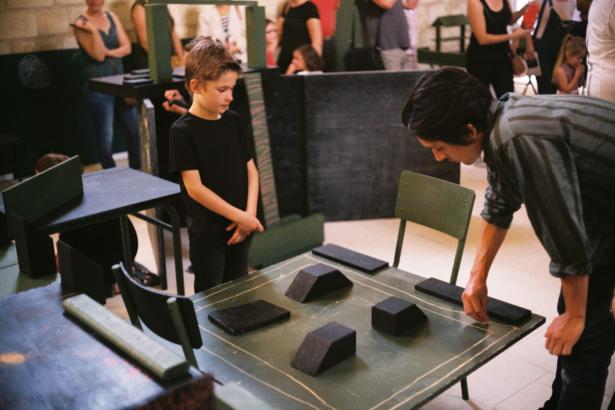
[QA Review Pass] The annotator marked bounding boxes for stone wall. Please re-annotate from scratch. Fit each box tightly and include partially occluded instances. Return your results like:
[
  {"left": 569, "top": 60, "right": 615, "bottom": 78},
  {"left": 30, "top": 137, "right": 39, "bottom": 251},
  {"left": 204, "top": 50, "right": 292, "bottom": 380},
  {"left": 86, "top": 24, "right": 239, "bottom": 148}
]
[{"left": 0, "top": 0, "right": 468, "bottom": 56}]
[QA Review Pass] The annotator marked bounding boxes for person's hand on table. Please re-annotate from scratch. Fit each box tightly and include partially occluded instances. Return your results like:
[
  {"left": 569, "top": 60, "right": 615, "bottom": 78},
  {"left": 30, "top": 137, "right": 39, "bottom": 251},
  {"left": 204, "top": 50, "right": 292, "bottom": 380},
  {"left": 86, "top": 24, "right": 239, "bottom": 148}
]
[
  {"left": 462, "top": 274, "right": 489, "bottom": 324},
  {"left": 544, "top": 312, "right": 585, "bottom": 356}
]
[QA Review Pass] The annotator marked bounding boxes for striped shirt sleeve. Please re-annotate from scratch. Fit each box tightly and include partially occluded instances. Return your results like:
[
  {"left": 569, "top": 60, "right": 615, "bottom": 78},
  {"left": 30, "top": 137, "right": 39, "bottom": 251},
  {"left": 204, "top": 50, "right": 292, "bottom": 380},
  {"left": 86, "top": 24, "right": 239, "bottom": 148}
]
[{"left": 485, "top": 134, "right": 592, "bottom": 278}]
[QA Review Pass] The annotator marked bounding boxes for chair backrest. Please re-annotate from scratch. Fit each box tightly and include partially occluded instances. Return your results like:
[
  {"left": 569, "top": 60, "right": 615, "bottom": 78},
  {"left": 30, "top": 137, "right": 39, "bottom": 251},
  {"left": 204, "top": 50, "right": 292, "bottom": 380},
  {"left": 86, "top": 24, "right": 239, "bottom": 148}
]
[
  {"left": 112, "top": 263, "right": 202, "bottom": 367},
  {"left": 393, "top": 171, "right": 475, "bottom": 284}
]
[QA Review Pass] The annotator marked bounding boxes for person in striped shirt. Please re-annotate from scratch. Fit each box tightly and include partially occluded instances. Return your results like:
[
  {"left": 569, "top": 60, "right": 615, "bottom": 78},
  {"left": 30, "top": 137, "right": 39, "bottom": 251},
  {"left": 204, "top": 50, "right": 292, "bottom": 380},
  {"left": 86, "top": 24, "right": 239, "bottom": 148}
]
[{"left": 402, "top": 67, "right": 615, "bottom": 409}]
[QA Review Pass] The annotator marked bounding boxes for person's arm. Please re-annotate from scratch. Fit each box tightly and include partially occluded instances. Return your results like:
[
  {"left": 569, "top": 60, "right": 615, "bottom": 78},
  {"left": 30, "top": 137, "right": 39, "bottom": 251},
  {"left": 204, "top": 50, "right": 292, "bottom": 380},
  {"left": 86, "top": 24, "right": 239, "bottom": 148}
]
[
  {"left": 181, "top": 170, "right": 264, "bottom": 234},
  {"left": 171, "top": 29, "right": 185, "bottom": 64},
  {"left": 73, "top": 16, "right": 106, "bottom": 62},
  {"left": 306, "top": 18, "right": 323, "bottom": 55},
  {"left": 467, "top": 0, "right": 528, "bottom": 45},
  {"left": 131, "top": 3, "right": 149, "bottom": 52},
  {"left": 228, "top": 159, "right": 261, "bottom": 245},
  {"left": 462, "top": 220, "right": 508, "bottom": 323},
  {"left": 372, "top": 0, "right": 396, "bottom": 9},
  {"left": 106, "top": 12, "right": 132, "bottom": 58},
  {"left": 545, "top": 275, "right": 587, "bottom": 356},
  {"left": 403, "top": 0, "right": 419, "bottom": 10}
]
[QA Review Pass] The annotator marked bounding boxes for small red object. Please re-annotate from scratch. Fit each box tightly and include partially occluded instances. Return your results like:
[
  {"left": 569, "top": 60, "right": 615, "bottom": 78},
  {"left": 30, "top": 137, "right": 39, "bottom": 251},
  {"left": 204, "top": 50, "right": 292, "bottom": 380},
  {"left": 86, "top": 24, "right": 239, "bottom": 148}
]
[{"left": 522, "top": 3, "right": 540, "bottom": 29}]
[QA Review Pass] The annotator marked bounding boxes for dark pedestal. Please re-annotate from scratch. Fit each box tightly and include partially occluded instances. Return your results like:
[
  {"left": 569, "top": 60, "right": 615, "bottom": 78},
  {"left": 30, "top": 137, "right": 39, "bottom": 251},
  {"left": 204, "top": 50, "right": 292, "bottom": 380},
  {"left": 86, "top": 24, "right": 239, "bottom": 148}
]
[
  {"left": 372, "top": 296, "right": 427, "bottom": 336},
  {"left": 291, "top": 322, "right": 356, "bottom": 376},
  {"left": 285, "top": 263, "right": 353, "bottom": 302}
]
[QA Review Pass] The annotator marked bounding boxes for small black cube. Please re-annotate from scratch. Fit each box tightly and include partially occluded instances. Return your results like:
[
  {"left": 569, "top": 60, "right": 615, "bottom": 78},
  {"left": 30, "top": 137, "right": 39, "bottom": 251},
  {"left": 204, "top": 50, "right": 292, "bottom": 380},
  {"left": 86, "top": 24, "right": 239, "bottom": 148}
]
[{"left": 372, "top": 297, "right": 427, "bottom": 336}]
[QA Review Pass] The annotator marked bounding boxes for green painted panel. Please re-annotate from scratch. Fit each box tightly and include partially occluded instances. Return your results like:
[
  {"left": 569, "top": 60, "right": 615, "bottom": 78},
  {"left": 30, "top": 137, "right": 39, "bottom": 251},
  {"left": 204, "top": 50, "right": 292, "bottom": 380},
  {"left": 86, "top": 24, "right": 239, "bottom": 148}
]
[{"left": 146, "top": 4, "right": 173, "bottom": 83}]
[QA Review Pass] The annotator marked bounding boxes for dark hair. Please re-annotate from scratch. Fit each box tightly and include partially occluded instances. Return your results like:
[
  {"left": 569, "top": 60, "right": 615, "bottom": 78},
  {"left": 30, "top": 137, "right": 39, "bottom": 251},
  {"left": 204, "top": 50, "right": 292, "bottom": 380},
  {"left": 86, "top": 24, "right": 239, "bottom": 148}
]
[
  {"left": 296, "top": 44, "right": 323, "bottom": 72},
  {"left": 401, "top": 68, "right": 493, "bottom": 145},
  {"left": 35, "top": 153, "right": 70, "bottom": 173},
  {"left": 184, "top": 36, "right": 241, "bottom": 88}
]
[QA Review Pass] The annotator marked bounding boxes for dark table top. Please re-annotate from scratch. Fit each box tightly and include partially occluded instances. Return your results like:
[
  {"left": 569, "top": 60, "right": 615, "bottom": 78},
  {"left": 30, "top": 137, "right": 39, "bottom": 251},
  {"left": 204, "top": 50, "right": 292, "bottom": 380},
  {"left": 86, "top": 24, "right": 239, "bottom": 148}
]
[
  {"left": 88, "top": 74, "right": 185, "bottom": 99},
  {"left": 0, "top": 167, "right": 180, "bottom": 234},
  {"left": 190, "top": 250, "right": 546, "bottom": 409},
  {"left": 0, "top": 283, "right": 203, "bottom": 409}
]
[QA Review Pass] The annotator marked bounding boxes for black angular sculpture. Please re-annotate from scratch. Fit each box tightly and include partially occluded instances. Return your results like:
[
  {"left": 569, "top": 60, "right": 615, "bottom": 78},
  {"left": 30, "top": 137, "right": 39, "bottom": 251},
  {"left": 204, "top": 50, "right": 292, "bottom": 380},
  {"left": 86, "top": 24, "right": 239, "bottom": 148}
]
[
  {"left": 372, "top": 297, "right": 427, "bottom": 336},
  {"left": 291, "top": 322, "right": 356, "bottom": 376},
  {"left": 285, "top": 263, "right": 353, "bottom": 302}
]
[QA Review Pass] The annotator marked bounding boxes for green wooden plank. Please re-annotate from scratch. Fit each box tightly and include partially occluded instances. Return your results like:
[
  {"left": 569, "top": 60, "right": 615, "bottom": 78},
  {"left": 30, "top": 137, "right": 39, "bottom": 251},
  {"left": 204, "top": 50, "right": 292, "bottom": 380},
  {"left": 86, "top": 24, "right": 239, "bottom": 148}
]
[
  {"left": 1, "top": 155, "right": 82, "bottom": 223},
  {"left": 146, "top": 4, "right": 173, "bottom": 83},
  {"left": 245, "top": 6, "right": 266, "bottom": 69}
]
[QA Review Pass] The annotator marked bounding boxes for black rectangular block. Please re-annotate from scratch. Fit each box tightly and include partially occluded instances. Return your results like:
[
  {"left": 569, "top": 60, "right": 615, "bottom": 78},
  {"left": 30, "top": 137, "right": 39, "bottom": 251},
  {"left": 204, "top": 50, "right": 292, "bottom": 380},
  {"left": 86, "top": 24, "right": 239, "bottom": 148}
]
[
  {"left": 312, "top": 244, "right": 388, "bottom": 274},
  {"left": 208, "top": 300, "right": 290, "bottom": 335},
  {"left": 372, "top": 297, "right": 427, "bottom": 336},
  {"left": 291, "top": 322, "right": 356, "bottom": 376},
  {"left": 415, "top": 277, "right": 532, "bottom": 325}
]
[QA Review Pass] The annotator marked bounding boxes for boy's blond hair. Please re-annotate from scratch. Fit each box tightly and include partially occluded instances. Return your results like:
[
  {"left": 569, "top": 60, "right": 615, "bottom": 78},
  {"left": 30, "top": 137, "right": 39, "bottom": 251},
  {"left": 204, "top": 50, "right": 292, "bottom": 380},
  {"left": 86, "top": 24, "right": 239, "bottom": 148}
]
[{"left": 184, "top": 36, "right": 241, "bottom": 89}]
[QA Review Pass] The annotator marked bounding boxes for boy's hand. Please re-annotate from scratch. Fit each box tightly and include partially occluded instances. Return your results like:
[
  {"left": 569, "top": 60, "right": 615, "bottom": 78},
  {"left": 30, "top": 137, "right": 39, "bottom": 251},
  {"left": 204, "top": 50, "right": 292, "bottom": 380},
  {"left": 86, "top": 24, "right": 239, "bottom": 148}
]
[
  {"left": 235, "top": 211, "right": 264, "bottom": 235},
  {"left": 226, "top": 224, "right": 247, "bottom": 245}
]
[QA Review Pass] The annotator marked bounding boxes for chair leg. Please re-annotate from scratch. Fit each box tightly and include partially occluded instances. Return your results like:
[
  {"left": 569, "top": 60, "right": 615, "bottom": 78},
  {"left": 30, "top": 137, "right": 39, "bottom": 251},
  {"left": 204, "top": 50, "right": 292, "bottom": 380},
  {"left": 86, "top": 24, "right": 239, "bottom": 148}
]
[{"left": 461, "top": 377, "right": 469, "bottom": 400}]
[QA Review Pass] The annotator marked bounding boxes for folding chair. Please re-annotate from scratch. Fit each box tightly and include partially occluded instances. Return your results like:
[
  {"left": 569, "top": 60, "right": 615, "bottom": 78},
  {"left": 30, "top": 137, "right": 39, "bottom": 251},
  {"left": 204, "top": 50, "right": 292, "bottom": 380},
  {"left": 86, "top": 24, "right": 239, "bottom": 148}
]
[
  {"left": 393, "top": 170, "right": 475, "bottom": 400},
  {"left": 112, "top": 263, "right": 202, "bottom": 369}
]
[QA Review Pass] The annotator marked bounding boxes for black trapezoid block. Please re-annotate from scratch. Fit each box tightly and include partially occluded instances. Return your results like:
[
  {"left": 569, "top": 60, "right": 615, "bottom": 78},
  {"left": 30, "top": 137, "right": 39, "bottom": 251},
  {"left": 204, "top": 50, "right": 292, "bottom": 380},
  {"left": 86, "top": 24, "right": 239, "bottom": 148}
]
[
  {"left": 372, "top": 296, "right": 427, "bottom": 336},
  {"left": 291, "top": 322, "right": 356, "bottom": 376},
  {"left": 285, "top": 263, "right": 353, "bottom": 303}
]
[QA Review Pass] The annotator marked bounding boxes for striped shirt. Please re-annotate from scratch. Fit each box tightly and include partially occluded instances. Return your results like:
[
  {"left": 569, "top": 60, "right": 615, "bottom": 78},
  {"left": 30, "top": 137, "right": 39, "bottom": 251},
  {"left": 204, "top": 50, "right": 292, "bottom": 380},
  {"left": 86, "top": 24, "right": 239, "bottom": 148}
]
[{"left": 481, "top": 93, "right": 615, "bottom": 277}]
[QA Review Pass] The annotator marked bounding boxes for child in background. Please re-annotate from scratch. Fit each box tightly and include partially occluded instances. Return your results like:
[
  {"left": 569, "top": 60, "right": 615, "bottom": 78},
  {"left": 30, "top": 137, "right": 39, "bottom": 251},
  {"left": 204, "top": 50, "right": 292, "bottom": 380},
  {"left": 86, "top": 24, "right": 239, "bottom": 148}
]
[
  {"left": 169, "top": 36, "right": 263, "bottom": 293},
  {"left": 553, "top": 35, "right": 587, "bottom": 94},
  {"left": 285, "top": 44, "right": 323, "bottom": 75},
  {"left": 266, "top": 19, "right": 280, "bottom": 68}
]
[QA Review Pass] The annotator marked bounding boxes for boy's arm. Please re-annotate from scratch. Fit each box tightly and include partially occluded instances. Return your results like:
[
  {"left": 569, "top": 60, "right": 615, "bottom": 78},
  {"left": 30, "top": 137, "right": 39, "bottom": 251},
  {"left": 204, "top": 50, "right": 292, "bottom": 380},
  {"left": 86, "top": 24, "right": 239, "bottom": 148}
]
[
  {"left": 227, "top": 159, "right": 261, "bottom": 245},
  {"left": 245, "top": 159, "right": 259, "bottom": 217},
  {"left": 181, "top": 170, "right": 263, "bottom": 234}
]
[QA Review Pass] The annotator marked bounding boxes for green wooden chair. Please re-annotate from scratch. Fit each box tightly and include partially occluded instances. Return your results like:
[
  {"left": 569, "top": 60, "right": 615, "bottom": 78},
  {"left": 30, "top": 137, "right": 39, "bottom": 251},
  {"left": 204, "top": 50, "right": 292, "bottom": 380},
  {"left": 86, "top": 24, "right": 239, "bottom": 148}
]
[
  {"left": 112, "top": 263, "right": 202, "bottom": 369},
  {"left": 393, "top": 170, "right": 475, "bottom": 400}
]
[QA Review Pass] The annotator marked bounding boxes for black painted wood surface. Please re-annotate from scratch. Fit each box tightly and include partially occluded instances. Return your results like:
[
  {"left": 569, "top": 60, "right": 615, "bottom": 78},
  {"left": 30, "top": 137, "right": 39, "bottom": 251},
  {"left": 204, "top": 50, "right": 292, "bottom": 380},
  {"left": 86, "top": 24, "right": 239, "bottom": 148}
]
[
  {"left": 88, "top": 74, "right": 185, "bottom": 99},
  {"left": 0, "top": 284, "right": 202, "bottom": 409},
  {"left": 18, "top": 167, "right": 179, "bottom": 234},
  {"left": 303, "top": 71, "right": 459, "bottom": 220}
]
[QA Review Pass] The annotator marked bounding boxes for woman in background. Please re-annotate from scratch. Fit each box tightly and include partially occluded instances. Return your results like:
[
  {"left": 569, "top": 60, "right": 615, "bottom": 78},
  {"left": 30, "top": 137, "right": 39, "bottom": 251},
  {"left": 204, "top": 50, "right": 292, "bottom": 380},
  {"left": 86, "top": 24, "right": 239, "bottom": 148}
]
[
  {"left": 73, "top": 0, "right": 140, "bottom": 169},
  {"left": 277, "top": 0, "right": 322, "bottom": 72},
  {"left": 466, "top": 0, "right": 530, "bottom": 97},
  {"left": 131, "top": 0, "right": 185, "bottom": 69}
]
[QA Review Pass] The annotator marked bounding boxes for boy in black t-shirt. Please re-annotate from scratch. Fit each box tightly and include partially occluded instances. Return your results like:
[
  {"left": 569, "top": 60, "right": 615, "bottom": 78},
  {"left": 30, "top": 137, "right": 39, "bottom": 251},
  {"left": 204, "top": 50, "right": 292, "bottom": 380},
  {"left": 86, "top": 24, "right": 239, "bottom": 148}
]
[{"left": 169, "top": 37, "right": 263, "bottom": 293}]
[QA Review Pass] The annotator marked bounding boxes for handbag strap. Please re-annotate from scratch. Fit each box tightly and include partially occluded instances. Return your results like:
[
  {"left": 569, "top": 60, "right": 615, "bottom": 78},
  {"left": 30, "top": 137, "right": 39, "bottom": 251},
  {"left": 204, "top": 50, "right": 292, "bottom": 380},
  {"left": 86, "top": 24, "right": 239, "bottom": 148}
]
[{"left": 532, "top": 0, "right": 551, "bottom": 40}]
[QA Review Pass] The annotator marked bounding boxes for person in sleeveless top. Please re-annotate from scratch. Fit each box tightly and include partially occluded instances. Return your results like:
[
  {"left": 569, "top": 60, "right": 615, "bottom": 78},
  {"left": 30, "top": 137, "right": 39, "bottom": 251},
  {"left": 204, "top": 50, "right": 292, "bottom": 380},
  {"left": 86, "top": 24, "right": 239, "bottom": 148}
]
[
  {"left": 130, "top": 0, "right": 185, "bottom": 69},
  {"left": 466, "top": 0, "right": 532, "bottom": 97},
  {"left": 277, "top": 0, "right": 322, "bottom": 72},
  {"left": 73, "top": 0, "right": 140, "bottom": 170},
  {"left": 553, "top": 35, "right": 586, "bottom": 94}
]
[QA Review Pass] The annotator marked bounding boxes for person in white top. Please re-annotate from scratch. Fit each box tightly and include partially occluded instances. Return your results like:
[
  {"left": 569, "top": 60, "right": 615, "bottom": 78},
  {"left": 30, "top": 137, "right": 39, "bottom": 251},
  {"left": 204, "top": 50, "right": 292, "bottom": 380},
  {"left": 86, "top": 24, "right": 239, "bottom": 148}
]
[
  {"left": 585, "top": 0, "right": 615, "bottom": 102},
  {"left": 198, "top": 5, "right": 247, "bottom": 63}
]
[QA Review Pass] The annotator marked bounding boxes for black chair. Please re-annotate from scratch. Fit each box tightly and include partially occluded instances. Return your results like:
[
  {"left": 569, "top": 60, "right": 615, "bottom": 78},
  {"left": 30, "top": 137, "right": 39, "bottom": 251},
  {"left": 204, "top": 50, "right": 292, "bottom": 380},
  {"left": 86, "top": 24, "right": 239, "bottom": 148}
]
[{"left": 112, "top": 262, "right": 202, "bottom": 368}]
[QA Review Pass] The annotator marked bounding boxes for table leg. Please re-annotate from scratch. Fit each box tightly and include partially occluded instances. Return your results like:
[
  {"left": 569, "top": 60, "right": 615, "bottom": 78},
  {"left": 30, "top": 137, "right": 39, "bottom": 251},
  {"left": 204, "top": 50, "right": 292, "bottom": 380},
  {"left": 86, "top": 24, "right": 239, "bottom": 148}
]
[
  {"left": 162, "top": 204, "right": 184, "bottom": 295},
  {"left": 119, "top": 215, "right": 134, "bottom": 274},
  {"left": 156, "top": 219, "right": 167, "bottom": 290}
]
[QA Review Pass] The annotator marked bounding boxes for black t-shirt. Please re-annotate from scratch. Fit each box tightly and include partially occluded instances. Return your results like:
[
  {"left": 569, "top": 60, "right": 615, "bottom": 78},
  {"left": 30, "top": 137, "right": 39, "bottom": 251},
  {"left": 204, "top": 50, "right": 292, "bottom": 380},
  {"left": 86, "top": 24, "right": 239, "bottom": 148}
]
[
  {"left": 278, "top": 1, "right": 320, "bottom": 71},
  {"left": 169, "top": 110, "right": 252, "bottom": 248}
]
